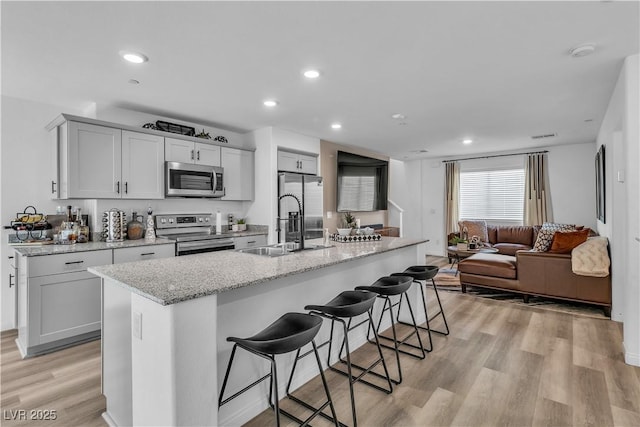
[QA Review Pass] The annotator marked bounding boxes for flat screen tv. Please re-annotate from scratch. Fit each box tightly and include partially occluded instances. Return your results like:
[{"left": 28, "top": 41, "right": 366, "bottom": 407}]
[{"left": 336, "top": 151, "right": 388, "bottom": 212}]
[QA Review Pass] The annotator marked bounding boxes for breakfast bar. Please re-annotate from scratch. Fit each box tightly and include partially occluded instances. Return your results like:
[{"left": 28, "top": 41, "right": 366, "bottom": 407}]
[{"left": 89, "top": 237, "right": 426, "bottom": 427}]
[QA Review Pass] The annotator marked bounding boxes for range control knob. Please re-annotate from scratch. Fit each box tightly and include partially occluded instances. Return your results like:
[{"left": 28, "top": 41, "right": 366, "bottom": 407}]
[
  {"left": 198, "top": 217, "right": 203, "bottom": 222},
  {"left": 169, "top": 218, "right": 174, "bottom": 224},
  {"left": 160, "top": 218, "right": 166, "bottom": 224},
  {"left": 205, "top": 217, "right": 210, "bottom": 222}
]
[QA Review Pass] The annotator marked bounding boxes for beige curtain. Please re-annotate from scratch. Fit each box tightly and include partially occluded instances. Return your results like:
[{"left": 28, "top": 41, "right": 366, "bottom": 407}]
[
  {"left": 524, "top": 153, "right": 552, "bottom": 225},
  {"left": 444, "top": 161, "right": 460, "bottom": 235}
]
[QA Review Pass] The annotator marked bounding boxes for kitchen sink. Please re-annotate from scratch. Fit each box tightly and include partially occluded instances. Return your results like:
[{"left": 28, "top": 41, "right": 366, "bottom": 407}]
[
  {"left": 236, "top": 246, "right": 291, "bottom": 257},
  {"left": 236, "top": 243, "right": 334, "bottom": 257}
]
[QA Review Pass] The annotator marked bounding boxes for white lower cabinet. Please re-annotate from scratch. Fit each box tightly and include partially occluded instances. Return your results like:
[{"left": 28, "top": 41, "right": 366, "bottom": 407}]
[
  {"left": 15, "top": 244, "right": 175, "bottom": 358},
  {"left": 16, "top": 250, "right": 112, "bottom": 358},
  {"left": 233, "top": 234, "right": 267, "bottom": 249}
]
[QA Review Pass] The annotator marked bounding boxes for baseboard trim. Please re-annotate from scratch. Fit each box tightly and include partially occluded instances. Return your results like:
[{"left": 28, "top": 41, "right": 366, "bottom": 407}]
[
  {"left": 624, "top": 342, "right": 640, "bottom": 366},
  {"left": 102, "top": 411, "right": 118, "bottom": 427}
]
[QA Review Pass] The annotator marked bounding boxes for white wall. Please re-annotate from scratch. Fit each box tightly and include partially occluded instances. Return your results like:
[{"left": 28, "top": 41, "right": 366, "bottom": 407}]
[{"left": 597, "top": 54, "right": 639, "bottom": 366}]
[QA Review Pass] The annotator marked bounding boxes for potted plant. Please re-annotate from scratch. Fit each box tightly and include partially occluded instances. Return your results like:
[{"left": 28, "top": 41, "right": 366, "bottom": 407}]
[
  {"left": 449, "top": 235, "right": 468, "bottom": 250},
  {"left": 343, "top": 212, "right": 357, "bottom": 230},
  {"left": 232, "top": 218, "right": 247, "bottom": 232}
]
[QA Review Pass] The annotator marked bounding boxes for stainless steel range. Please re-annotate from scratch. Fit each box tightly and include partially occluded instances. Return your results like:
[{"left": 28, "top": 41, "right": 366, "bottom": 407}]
[{"left": 155, "top": 213, "right": 234, "bottom": 256}]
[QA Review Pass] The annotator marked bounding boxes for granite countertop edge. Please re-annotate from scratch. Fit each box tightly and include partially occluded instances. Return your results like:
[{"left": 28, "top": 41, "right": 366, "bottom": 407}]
[{"left": 89, "top": 237, "right": 428, "bottom": 306}]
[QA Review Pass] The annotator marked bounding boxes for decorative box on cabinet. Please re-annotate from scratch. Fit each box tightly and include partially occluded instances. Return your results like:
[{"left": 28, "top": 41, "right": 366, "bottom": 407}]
[{"left": 277, "top": 149, "right": 318, "bottom": 175}]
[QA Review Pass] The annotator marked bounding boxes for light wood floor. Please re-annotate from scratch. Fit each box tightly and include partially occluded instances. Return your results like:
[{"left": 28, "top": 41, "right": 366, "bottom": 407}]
[{"left": 2, "top": 290, "right": 639, "bottom": 427}]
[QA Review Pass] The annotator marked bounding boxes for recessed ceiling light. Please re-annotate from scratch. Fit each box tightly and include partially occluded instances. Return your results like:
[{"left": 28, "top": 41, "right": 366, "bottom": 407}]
[
  {"left": 462, "top": 139, "right": 473, "bottom": 145},
  {"left": 263, "top": 100, "right": 278, "bottom": 107},
  {"left": 303, "top": 69, "right": 320, "bottom": 79},
  {"left": 569, "top": 44, "right": 595, "bottom": 58},
  {"left": 391, "top": 113, "right": 406, "bottom": 120},
  {"left": 120, "top": 51, "right": 148, "bottom": 64},
  {"left": 331, "top": 123, "right": 342, "bottom": 129}
]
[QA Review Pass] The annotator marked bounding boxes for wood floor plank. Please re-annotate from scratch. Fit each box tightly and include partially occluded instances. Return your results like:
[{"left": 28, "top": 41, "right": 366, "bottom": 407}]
[
  {"left": 539, "top": 337, "right": 573, "bottom": 405},
  {"left": 413, "top": 387, "right": 463, "bottom": 427},
  {"left": 611, "top": 404, "right": 640, "bottom": 427},
  {"left": 532, "top": 397, "right": 573, "bottom": 427},
  {"left": 450, "top": 367, "right": 512, "bottom": 426},
  {"left": 572, "top": 365, "right": 614, "bottom": 427}
]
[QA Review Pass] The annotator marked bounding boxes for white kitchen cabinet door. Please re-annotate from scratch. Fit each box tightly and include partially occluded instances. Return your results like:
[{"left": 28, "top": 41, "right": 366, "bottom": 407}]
[
  {"left": 122, "top": 131, "right": 165, "bottom": 199},
  {"left": 67, "top": 121, "right": 122, "bottom": 198},
  {"left": 165, "top": 137, "right": 195, "bottom": 163},
  {"left": 298, "top": 153, "right": 318, "bottom": 175},
  {"left": 195, "top": 142, "right": 221, "bottom": 166},
  {"left": 233, "top": 235, "right": 267, "bottom": 249},
  {"left": 277, "top": 150, "right": 300, "bottom": 173},
  {"left": 113, "top": 244, "right": 175, "bottom": 263},
  {"left": 221, "top": 147, "right": 254, "bottom": 200}
]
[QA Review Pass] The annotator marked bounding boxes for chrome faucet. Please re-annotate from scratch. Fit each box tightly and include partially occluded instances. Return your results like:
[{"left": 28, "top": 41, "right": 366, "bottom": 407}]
[{"left": 278, "top": 193, "right": 304, "bottom": 250}]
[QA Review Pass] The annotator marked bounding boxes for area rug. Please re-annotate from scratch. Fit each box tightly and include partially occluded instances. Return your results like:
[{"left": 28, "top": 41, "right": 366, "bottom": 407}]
[{"left": 431, "top": 264, "right": 608, "bottom": 320}]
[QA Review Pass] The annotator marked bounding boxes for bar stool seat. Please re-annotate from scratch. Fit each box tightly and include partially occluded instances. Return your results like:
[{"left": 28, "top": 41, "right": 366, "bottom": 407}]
[
  {"left": 219, "top": 312, "right": 338, "bottom": 427},
  {"left": 297, "top": 290, "right": 392, "bottom": 427},
  {"left": 391, "top": 265, "right": 450, "bottom": 349},
  {"left": 356, "top": 276, "right": 426, "bottom": 385}
]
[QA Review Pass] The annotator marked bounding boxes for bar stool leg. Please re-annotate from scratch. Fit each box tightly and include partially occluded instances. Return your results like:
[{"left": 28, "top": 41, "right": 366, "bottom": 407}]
[
  {"left": 267, "top": 357, "right": 281, "bottom": 427},
  {"left": 218, "top": 344, "right": 238, "bottom": 407},
  {"left": 428, "top": 277, "right": 450, "bottom": 336}
]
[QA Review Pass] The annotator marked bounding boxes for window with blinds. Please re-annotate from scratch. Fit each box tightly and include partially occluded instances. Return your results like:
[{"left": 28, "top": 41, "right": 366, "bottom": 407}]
[{"left": 459, "top": 168, "right": 525, "bottom": 224}]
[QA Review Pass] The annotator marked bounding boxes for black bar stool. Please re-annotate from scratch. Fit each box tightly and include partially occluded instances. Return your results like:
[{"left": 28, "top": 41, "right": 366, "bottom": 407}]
[
  {"left": 392, "top": 265, "right": 450, "bottom": 351},
  {"left": 297, "top": 290, "right": 392, "bottom": 427},
  {"left": 218, "top": 312, "right": 339, "bottom": 427},
  {"left": 355, "top": 276, "right": 426, "bottom": 385}
]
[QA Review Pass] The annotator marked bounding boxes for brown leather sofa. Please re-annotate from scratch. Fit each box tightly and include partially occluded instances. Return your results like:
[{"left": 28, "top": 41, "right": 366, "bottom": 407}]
[{"left": 458, "top": 245, "right": 612, "bottom": 316}]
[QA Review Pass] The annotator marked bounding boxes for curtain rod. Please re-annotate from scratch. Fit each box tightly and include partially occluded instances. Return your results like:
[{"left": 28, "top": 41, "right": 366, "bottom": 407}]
[{"left": 441, "top": 150, "right": 549, "bottom": 163}]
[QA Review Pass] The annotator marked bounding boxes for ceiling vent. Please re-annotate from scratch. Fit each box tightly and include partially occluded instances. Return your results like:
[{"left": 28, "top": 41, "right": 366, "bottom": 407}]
[{"left": 531, "top": 133, "right": 557, "bottom": 140}]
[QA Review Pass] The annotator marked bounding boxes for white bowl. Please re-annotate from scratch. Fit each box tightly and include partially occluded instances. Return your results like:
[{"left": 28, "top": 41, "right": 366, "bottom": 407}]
[
  {"left": 337, "top": 228, "right": 352, "bottom": 236},
  {"left": 362, "top": 227, "right": 374, "bottom": 235}
]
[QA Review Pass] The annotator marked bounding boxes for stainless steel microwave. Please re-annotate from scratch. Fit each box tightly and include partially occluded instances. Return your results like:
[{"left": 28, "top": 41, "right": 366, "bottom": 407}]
[{"left": 165, "top": 162, "right": 225, "bottom": 198}]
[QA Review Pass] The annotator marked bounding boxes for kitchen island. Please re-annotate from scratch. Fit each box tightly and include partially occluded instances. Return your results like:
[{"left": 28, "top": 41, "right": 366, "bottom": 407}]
[{"left": 89, "top": 237, "right": 426, "bottom": 426}]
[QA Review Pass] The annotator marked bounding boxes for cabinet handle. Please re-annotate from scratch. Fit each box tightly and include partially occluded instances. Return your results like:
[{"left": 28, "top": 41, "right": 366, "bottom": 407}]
[
  {"left": 297, "top": 160, "right": 300, "bottom": 169},
  {"left": 51, "top": 180, "right": 57, "bottom": 194},
  {"left": 197, "top": 150, "right": 200, "bottom": 161},
  {"left": 248, "top": 241, "right": 256, "bottom": 244},
  {"left": 125, "top": 182, "right": 128, "bottom": 194},
  {"left": 9, "top": 273, "right": 15, "bottom": 288},
  {"left": 116, "top": 181, "right": 120, "bottom": 194},
  {"left": 191, "top": 150, "right": 195, "bottom": 160},
  {"left": 140, "top": 252, "right": 155, "bottom": 256},
  {"left": 64, "top": 260, "right": 84, "bottom": 265},
  {"left": 8, "top": 256, "right": 14, "bottom": 260}
]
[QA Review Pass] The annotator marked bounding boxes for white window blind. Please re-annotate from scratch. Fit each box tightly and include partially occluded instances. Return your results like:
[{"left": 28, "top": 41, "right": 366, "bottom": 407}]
[{"left": 459, "top": 168, "right": 525, "bottom": 223}]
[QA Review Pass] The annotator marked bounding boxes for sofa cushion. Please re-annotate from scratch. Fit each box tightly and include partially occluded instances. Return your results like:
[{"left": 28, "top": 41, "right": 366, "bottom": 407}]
[
  {"left": 533, "top": 223, "right": 576, "bottom": 252},
  {"left": 492, "top": 243, "right": 532, "bottom": 256},
  {"left": 496, "top": 226, "right": 534, "bottom": 245},
  {"left": 487, "top": 226, "right": 498, "bottom": 244},
  {"left": 459, "top": 220, "right": 489, "bottom": 242},
  {"left": 458, "top": 253, "right": 517, "bottom": 279},
  {"left": 549, "top": 229, "right": 590, "bottom": 254}
]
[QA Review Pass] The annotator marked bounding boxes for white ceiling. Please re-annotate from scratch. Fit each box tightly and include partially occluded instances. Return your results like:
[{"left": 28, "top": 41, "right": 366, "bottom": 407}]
[{"left": 2, "top": 1, "right": 638, "bottom": 159}]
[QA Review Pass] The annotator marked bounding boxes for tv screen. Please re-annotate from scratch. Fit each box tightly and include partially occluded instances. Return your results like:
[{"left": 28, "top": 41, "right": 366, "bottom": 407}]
[{"left": 336, "top": 151, "right": 388, "bottom": 212}]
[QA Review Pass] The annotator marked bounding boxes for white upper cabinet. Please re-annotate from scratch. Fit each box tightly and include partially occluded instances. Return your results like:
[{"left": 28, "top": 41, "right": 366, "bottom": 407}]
[
  {"left": 66, "top": 122, "right": 122, "bottom": 199},
  {"left": 54, "top": 121, "right": 164, "bottom": 199},
  {"left": 121, "top": 131, "right": 165, "bottom": 199},
  {"left": 221, "top": 147, "right": 254, "bottom": 201},
  {"left": 165, "top": 137, "right": 221, "bottom": 166},
  {"left": 277, "top": 149, "right": 318, "bottom": 175}
]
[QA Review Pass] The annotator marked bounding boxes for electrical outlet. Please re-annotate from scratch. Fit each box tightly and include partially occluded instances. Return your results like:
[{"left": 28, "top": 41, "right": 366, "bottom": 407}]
[
  {"left": 327, "top": 211, "right": 333, "bottom": 218},
  {"left": 133, "top": 311, "right": 142, "bottom": 339}
]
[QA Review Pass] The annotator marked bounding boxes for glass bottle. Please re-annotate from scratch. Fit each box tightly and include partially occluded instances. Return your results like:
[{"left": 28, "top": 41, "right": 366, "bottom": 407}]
[
  {"left": 127, "top": 212, "right": 144, "bottom": 240},
  {"left": 76, "top": 208, "right": 90, "bottom": 243}
]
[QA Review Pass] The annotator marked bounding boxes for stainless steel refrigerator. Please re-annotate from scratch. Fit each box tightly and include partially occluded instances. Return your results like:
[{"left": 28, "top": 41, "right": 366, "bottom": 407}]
[{"left": 278, "top": 173, "right": 324, "bottom": 245}]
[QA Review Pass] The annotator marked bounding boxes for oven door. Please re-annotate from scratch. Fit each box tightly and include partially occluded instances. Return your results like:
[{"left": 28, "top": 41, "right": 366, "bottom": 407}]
[
  {"left": 176, "top": 238, "right": 235, "bottom": 256},
  {"left": 166, "top": 162, "right": 224, "bottom": 198}
]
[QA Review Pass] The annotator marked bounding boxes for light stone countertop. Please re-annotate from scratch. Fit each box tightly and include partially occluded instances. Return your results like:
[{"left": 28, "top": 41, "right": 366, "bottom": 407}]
[
  {"left": 11, "top": 238, "right": 176, "bottom": 256},
  {"left": 89, "top": 237, "right": 427, "bottom": 306}
]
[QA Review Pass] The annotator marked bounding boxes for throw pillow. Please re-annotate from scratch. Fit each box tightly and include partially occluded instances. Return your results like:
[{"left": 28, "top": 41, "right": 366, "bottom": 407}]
[
  {"left": 458, "top": 220, "right": 489, "bottom": 242},
  {"left": 549, "top": 229, "right": 590, "bottom": 254},
  {"left": 533, "top": 223, "right": 576, "bottom": 251}
]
